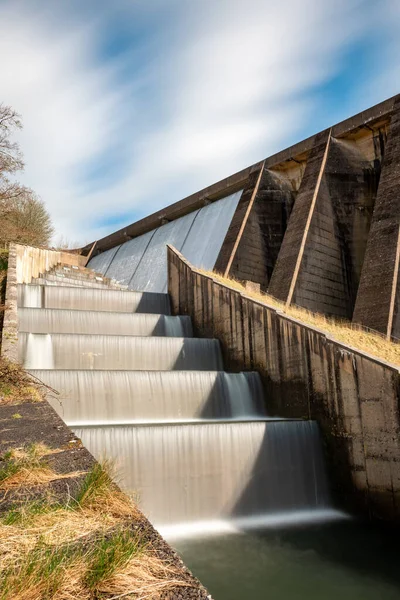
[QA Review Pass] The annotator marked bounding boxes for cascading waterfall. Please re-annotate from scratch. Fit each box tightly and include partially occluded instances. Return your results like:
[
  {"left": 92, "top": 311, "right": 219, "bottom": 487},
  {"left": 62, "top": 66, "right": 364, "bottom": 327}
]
[
  {"left": 19, "top": 308, "right": 192, "bottom": 337},
  {"left": 73, "top": 421, "right": 330, "bottom": 526},
  {"left": 19, "top": 266, "right": 341, "bottom": 541},
  {"left": 24, "top": 333, "right": 54, "bottom": 369},
  {"left": 27, "top": 370, "right": 267, "bottom": 423},
  {"left": 20, "top": 333, "right": 223, "bottom": 371},
  {"left": 224, "top": 371, "right": 265, "bottom": 418}
]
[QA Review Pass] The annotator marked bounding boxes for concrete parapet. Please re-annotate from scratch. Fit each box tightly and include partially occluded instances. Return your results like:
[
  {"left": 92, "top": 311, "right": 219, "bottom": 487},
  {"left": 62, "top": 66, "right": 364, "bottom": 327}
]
[
  {"left": 15, "top": 244, "right": 86, "bottom": 283},
  {"left": 168, "top": 244, "right": 400, "bottom": 522}
]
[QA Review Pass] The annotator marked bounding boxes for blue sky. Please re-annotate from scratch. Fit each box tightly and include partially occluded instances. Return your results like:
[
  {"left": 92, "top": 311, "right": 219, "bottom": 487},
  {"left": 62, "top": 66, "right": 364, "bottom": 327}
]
[{"left": 0, "top": 0, "right": 399, "bottom": 244}]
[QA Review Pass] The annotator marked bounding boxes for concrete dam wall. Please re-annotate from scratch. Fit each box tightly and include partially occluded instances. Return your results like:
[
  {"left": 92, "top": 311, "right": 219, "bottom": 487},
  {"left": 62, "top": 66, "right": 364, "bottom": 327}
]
[
  {"left": 88, "top": 190, "right": 242, "bottom": 292},
  {"left": 85, "top": 93, "right": 400, "bottom": 339},
  {"left": 168, "top": 245, "right": 400, "bottom": 522}
]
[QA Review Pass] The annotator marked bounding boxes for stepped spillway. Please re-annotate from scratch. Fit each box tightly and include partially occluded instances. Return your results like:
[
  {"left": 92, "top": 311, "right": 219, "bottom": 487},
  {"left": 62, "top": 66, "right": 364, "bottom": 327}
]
[{"left": 19, "top": 262, "right": 338, "bottom": 534}]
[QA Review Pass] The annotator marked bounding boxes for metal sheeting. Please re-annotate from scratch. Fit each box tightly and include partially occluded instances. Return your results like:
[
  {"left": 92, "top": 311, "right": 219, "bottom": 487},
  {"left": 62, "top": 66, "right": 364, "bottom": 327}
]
[{"left": 88, "top": 190, "right": 242, "bottom": 292}]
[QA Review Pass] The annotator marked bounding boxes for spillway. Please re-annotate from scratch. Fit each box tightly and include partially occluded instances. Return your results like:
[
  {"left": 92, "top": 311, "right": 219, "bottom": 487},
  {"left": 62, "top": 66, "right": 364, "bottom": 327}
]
[
  {"left": 87, "top": 190, "right": 242, "bottom": 292},
  {"left": 19, "top": 261, "right": 339, "bottom": 541},
  {"left": 20, "top": 333, "right": 223, "bottom": 370},
  {"left": 18, "top": 284, "right": 170, "bottom": 313}
]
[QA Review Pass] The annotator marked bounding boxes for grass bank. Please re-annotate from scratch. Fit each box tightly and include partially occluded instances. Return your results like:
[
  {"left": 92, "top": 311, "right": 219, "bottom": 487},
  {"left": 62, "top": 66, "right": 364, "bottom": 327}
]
[
  {"left": 201, "top": 270, "right": 400, "bottom": 367},
  {"left": 0, "top": 460, "right": 190, "bottom": 599}
]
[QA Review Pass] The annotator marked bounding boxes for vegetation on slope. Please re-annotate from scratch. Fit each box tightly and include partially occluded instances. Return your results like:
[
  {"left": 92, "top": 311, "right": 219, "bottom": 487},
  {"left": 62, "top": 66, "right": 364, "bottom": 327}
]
[
  {"left": 0, "top": 357, "right": 45, "bottom": 405},
  {"left": 0, "top": 461, "right": 190, "bottom": 599},
  {"left": 0, "top": 443, "right": 84, "bottom": 490},
  {"left": 202, "top": 270, "right": 400, "bottom": 367},
  {"left": 0, "top": 103, "right": 53, "bottom": 248}
]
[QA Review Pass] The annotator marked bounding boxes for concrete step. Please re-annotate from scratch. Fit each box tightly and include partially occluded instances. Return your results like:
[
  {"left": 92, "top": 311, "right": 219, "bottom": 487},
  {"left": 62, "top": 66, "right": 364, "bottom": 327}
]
[
  {"left": 32, "top": 277, "right": 115, "bottom": 290},
  {"left": 19, "top": 308, "right": 192, "bottom": 337},
  {"left": 39, "top": 264, "right": 125, "bottom": 289},
  {"left": 19, "top": 333, "right": 223, "bottom": 371},
  {"left": 52, "top": 263, "right": 107, "bottom": 278},
  {"left": 17, "top": 285, "right": 171, "bottom": 314},
  {"left": 50, "top": 269, "right": 123, "bottom": 286}
]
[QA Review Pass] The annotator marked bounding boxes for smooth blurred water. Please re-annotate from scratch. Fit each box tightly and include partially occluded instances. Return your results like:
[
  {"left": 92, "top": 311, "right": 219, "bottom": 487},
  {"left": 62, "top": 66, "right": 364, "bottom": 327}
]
[
  {"left": 175, "top": 521, "right": 400, "bottom": 600},
  {"left": 72, "top": 421, "right": 330, "bottom": 525},
  {"left": 29, "top": 370, "right": 266, "bottom": 423}
]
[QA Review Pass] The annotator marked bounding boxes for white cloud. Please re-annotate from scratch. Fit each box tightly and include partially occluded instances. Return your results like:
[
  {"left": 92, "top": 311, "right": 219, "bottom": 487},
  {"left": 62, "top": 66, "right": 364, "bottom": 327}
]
[{"left": 0, "top": 0, "right": 395, "bottom": 244}]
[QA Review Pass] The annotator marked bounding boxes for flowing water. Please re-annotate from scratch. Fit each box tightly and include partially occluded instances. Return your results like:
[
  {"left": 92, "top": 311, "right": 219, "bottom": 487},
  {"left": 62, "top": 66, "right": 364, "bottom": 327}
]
[
  {"left": 28, "top": 370, "right": 266, "bottom": 423},
  {"left": 19, "top": 268, "right": 400, "bottom": 599},
  {"left": 72, "top": 420, "right": 330, "bottom": 525},
  {"left": 24, "top": 333, "right": 54, "bottom": 369}
]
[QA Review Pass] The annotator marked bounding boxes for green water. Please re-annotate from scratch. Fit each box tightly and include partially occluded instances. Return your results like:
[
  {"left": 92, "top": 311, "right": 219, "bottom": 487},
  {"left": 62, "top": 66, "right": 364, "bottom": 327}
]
[{"left": 175, "top": 521, "right": 400, "bottom": 599}]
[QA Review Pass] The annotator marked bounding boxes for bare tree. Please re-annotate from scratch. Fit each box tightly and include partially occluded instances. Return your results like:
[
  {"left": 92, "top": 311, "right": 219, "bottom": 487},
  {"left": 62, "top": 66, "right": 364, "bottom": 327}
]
[
  {"left": 54, "top": 234, "right": 82, "bottom": 250},
  {"left": 0, "top": 103, "right": 53, "bottom": 247},
  {"left": 2, "top": 189, "right": 54, "bottom": 247}
]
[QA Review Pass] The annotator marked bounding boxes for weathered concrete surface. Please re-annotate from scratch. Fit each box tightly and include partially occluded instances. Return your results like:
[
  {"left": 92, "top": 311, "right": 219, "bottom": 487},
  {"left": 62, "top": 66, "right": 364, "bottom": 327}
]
[
  {"left": 15, "top": 245, "right": 86, "bottom": 283},
  {"left": 215, "top": 167, "right": 295, "bottom": 289},
  {"left": 274, "top": 135, "right": 381, "bottom": 318},
  {"left": 168, "top": 245, "right": 400, "bottom": 522},
  {"left": 354, "top": 96, "right": 400, "bottom": 337},
  {"left": 268, "top": 130, "right": 331, "bottom": 304}
]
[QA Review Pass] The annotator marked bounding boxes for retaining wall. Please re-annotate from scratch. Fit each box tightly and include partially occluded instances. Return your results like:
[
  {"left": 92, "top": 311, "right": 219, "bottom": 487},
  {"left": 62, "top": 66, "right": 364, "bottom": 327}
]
[
  {"left": 1, "top": 244, "right": 86, "bottom": 361},
  {"left": 167, "top": 245, "right": 400, "bottom": 522}
]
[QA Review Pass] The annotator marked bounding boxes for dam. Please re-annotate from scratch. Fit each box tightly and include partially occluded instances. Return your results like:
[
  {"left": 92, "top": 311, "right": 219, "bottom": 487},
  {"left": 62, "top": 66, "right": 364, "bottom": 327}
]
[
  {"left": 4, "top": 94, "right": 400, "bottom": 598},
  {"left": 12, "top": 257, "right": 399, "bottom": 599}
]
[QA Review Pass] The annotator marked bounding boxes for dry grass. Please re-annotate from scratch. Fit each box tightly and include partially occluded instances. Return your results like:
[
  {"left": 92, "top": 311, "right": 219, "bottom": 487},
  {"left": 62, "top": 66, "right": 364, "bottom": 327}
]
[
  {"left": 200, "top": 269, "right": 400, "bottom": 366},
  {"left": 0, "top": 443, "right": 83, "bottom": 490},
  {"left": 0, "top": 357, "right": 47, "bottom": 405},
  {"left": 0, "top": 461, "right": 191, "bottom": 600}
]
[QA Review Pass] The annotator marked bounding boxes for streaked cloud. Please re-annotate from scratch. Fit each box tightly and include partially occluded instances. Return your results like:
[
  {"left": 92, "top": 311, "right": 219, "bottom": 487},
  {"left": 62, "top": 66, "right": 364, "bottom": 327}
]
[{"left": 0, "top": 0, "right": 396, "bottom": 243}]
